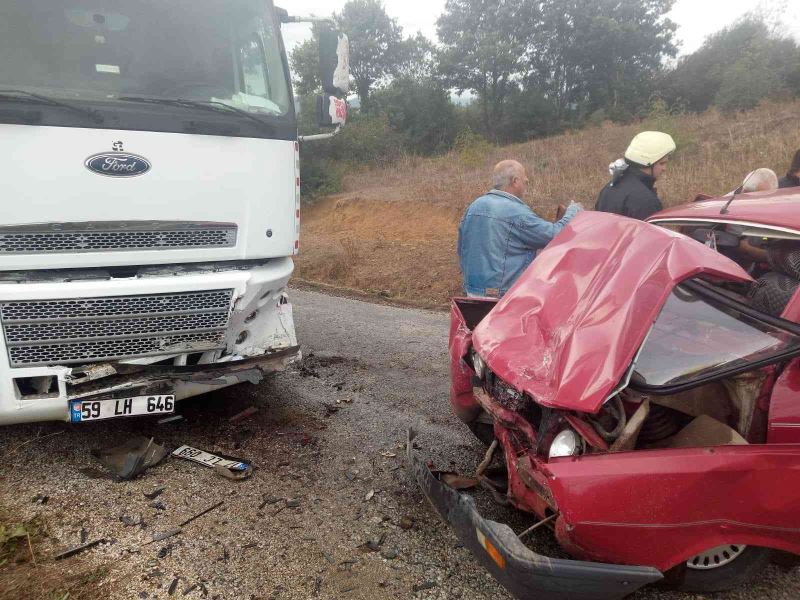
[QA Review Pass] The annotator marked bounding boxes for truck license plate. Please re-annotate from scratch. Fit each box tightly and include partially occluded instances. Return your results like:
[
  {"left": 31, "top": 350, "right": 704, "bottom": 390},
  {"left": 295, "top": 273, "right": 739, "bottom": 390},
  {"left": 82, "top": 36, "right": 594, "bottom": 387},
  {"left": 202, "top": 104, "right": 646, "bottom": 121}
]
[{"left": 70, "top": 395, "right": 175, "bottom": 423}]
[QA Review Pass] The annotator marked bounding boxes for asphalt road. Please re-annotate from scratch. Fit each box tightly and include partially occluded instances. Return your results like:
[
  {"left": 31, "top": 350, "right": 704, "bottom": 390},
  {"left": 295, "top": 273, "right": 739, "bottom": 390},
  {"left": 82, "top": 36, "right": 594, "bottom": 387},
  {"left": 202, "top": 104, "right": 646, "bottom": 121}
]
[{"left": 1, "top": 289, "right": 797, "bottom": 599}]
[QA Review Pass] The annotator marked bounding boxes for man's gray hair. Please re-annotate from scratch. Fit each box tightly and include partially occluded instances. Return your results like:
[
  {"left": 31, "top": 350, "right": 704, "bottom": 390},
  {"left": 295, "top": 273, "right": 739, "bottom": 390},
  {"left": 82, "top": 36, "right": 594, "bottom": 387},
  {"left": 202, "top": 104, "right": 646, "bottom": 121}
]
[
  {"left": 492, "top": 160, "right": 523, "bottom": 190},
  {"left": 742, "top": 168, "right": 779, "bottom": 192}
]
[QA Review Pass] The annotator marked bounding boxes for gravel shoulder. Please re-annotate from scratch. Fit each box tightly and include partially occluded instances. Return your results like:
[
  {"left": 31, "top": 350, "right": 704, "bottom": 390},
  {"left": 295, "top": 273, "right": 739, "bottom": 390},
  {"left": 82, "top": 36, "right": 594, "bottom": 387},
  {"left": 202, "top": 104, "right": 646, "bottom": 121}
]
[{"left": 1, "top": 289, "right": 797, "bottom": 600}]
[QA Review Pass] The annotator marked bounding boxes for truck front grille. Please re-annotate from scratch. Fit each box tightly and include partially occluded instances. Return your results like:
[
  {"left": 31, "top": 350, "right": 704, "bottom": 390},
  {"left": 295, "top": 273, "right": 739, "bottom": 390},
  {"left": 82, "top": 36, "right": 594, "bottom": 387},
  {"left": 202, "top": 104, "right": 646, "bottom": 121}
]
[
  {"left": 1, "top": 290, "right": 233, "bottom": 367},
  {"left": 0, "top": 222, "right": 237, "bottom": 254}
]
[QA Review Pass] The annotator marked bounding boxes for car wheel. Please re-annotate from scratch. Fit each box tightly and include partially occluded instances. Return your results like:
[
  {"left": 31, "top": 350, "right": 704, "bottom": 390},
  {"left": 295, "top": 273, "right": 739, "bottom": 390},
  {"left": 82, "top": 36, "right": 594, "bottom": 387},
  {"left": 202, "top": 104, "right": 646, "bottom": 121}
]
[{"left": 677, "top": 545, "right": 773, "bottom": 593}]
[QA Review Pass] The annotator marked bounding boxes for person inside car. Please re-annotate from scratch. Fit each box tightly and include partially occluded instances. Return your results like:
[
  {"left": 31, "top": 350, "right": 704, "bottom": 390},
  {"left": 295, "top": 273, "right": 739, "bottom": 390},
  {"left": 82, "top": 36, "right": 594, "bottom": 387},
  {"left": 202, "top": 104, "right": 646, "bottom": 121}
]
[
  {"left": 596, "top": 131, "right": 676, "bottom": 220},
  {"left": 739, "top": 238, "right": 800, "bottom": 316}
]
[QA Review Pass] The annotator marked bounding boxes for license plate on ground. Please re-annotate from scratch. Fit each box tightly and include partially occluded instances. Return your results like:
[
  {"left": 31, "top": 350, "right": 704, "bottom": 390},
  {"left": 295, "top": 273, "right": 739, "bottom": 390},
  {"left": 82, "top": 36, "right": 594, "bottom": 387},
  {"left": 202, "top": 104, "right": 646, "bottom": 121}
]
[
  {"left": 172, "top": 445, "right": 249, "bottom": 471},
  {"left": 70, "top": 395, "right": 175, "bottom": 423}
]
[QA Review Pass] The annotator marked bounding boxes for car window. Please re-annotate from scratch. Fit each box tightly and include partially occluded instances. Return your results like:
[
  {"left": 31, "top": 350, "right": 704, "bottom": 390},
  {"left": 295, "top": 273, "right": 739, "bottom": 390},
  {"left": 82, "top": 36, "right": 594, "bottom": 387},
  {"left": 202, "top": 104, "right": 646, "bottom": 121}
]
[{"left": 632, "top": 281, "right": 800, "bottom": 390}]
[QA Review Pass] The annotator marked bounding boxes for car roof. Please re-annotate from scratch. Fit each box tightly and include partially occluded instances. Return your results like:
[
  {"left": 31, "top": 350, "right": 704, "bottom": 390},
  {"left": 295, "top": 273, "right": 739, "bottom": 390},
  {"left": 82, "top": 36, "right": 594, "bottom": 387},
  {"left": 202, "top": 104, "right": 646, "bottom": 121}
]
[{"left": 649, "top": 188, "right": 800, "bottom": 235}]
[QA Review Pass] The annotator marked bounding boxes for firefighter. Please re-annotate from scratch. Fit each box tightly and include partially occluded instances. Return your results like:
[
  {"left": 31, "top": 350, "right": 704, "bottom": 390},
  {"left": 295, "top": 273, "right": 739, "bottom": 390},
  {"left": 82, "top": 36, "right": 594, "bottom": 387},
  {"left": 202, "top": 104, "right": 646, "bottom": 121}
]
[{"left": 596, "top": 131, "right": 676, "bottom": 220}]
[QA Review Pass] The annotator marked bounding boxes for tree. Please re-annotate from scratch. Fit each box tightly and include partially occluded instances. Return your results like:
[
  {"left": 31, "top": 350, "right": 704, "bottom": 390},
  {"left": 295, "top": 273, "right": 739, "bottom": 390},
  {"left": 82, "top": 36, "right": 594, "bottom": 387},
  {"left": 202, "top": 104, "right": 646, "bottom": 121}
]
[
  {"left": 290, "top": 34, "right": 321, "bottom": 98},
  {"left": 436, "top": 0, "right": 540, "bottom": 141},
  {"left": 528, "top": 0, "right": 677, "bottom": 121},
  {"left": 664, "top": 15, "right": 800, "bottom": 113},
  {"left": 373, "top": 77, "right": 458, "bottom": 154},
  {"left": 335, "top": 0, "right": 405, "bottom": 111}
]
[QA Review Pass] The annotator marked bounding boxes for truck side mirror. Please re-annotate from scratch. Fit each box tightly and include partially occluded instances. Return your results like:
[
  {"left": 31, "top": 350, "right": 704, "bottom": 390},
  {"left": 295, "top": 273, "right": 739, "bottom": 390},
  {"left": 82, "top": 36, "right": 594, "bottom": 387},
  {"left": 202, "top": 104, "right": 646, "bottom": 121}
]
[
  {"left": 319, "top": 27, "right": 349, "bottom": 96},
  {"left": 316, "top": 95, "right": 347, "bottom": 127}
]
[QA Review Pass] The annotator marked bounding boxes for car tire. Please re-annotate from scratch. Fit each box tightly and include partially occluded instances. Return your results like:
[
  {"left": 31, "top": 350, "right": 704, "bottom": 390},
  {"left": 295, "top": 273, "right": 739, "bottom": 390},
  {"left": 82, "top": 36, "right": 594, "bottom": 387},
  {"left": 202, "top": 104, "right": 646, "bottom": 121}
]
[{"left": 677, "top": 546, "right": 773, "bottom": 593}]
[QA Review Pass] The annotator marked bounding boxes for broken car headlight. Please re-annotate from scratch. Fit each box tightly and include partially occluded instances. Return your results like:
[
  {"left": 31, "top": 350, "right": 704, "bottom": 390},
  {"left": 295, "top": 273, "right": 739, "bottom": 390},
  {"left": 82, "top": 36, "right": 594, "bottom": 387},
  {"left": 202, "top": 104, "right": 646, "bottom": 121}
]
[
  {"left": 548, "top": 429, "right": 582, "bottom": 460},
  {"left": 472, "top": 351, "right": 486, "bottom": 380}
]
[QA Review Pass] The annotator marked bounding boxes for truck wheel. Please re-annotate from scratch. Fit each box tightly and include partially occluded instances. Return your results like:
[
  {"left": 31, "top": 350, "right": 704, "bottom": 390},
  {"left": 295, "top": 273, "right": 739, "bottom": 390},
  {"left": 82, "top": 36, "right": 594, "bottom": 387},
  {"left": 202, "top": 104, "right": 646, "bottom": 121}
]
[{"left": 677, "top": 545, "right": 772, "bottom": 593}]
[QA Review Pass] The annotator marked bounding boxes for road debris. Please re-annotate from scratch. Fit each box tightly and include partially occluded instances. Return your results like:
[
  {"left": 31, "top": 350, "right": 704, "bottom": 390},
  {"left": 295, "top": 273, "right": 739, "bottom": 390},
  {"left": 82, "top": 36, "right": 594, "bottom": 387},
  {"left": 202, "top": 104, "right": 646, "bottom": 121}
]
[
  {"left": 172, "top": 445, "right": 253, "bottom": 480},
  {"left": 31, "top": 493, "right": 49, "bottom": 505},
  {"left": 285, "top": 498, "right": 301, "bottom": 508},
  {"left": 179, "top": 501, "right": 224, "bottom": 528},
  {"left": 54, "top": 537, "right": 106, "bottom": 560},
  {"left": 432, "top": 471, "right": 479, "bottom": 490},
  {"left": 145, "top": 528, "right": 182, "bottom": 545},
  {"left": 364, "top": 490, "right": 375, "bottom": 501},
  {"left": 168, "top": 577, "right": 180, "bottom": 595},
  {"left": 144, "top": 487, "right": 166, "bottom": 500},
  {"left": 93, "top": 437, "right": 168, "bottom": 481},
  {"left": 158, "top": 415, "right": 185, "bottom": 425},
  {"left": 228, "top": 406, "right": 259, "bottom": 423},
  {"left": 412, "top": 581, "right": 437, "bottom": 593}
]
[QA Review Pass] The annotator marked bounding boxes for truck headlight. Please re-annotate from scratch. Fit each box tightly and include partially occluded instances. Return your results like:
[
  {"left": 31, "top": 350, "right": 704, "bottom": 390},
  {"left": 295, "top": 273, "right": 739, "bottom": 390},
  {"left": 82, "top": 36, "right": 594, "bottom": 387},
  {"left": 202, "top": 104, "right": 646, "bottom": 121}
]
[
  {"left": 548, "top": 429, "right": 581, "bottom": 460},
  {"left": 472, "top": 352, "right": 486, "bottom": 380}
]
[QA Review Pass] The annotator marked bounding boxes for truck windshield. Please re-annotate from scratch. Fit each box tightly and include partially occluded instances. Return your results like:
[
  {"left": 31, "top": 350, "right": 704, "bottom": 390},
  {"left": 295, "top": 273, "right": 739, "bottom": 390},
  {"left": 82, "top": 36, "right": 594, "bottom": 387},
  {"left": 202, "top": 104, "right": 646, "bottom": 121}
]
[{"left": 0, "top": 0, "right": 290, "bottom": 116}]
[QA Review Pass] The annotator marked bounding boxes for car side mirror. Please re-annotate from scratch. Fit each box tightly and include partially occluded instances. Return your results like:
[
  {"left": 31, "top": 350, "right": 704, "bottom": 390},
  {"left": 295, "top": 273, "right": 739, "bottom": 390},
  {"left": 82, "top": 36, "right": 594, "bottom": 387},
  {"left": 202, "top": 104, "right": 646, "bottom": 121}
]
[{"left": 319, "top": 27, "right": 349, "bottom": 97}]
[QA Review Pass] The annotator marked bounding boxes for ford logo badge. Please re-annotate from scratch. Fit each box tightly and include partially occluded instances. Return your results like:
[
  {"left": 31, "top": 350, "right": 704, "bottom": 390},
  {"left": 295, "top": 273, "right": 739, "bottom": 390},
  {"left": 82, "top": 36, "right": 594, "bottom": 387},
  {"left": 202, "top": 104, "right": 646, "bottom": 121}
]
[{"left": 85, "top": 152, "right": 151, "bottom": 177}]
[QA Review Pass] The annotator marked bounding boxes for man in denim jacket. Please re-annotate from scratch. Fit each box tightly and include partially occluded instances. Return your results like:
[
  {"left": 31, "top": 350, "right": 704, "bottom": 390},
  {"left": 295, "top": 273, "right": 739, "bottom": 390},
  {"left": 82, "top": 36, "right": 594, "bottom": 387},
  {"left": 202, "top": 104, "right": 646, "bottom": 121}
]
[{"left": 458, "top": 160, "right": 582, "bottom": 297}]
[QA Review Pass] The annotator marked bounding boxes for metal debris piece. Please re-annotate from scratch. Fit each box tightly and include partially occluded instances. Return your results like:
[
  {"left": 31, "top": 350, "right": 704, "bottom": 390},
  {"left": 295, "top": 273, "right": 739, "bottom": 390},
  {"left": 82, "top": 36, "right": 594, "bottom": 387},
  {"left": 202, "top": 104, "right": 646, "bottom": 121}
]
[
  {"left": 55, "top": 538, "right": 106, "bottom": 560},
  {"left": 168, "top": 577, "right": 179, "bottom": 595},
  {"left": 180, "top": 501, "right": 224, "bottom": 527},
  {"left": 144, "top": 487, "right": 165, "bottom": 500},
  {"left": 92, "top": 437, "right": 168, "bottom": 481},
  {"left": 158, "top": 415, "right": 185, "bottom": 425},
  {"left": 145, "top": 528, "right": 182, "bottom": 545},
  {"left": 228, "top": 406, "right": 259, "bottom": 423},
  {"left": 32, "top": 494, "right": 49, "bottom": 505}
]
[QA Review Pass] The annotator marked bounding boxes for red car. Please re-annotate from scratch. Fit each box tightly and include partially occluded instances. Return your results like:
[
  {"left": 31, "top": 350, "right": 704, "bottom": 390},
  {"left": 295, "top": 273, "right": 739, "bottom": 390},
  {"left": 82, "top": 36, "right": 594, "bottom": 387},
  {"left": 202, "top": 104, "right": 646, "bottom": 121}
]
[{"left": 409, "top": 191, "right": 800, "bottom": 600}]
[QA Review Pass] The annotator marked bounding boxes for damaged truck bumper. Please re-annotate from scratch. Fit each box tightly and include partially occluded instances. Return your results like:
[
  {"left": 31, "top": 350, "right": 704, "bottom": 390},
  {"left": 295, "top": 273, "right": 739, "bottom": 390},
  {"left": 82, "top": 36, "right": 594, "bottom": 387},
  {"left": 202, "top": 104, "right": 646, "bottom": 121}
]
[
  {"left": 407, "top": 435, "right": 663, "bottom": 600},
  {"left": 0, "top": 258, "right": 299, "bottom": 425}
]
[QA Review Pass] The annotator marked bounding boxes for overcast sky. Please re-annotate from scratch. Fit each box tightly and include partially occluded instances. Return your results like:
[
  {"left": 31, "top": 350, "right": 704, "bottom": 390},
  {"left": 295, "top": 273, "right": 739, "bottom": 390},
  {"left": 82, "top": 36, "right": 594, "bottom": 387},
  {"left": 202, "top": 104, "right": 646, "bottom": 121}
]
[{"left": 281, "top": 0, "right": 800, "bottom": 58}]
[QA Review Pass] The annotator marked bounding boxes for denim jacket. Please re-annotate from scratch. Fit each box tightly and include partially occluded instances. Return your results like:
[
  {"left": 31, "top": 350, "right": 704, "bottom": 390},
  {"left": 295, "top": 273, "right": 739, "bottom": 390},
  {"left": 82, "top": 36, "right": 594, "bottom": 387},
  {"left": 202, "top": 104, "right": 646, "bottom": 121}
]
[{"left": 458, "top": 190, "right": 580, "bottom": 297}]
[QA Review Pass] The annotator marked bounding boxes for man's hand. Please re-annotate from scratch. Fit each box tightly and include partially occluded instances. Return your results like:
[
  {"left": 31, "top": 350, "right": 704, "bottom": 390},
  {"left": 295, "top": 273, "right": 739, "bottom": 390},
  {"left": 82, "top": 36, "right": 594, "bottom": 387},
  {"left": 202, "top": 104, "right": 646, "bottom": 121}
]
[{"left": 568, "top": 201, "right": 585, "bottom": 212}]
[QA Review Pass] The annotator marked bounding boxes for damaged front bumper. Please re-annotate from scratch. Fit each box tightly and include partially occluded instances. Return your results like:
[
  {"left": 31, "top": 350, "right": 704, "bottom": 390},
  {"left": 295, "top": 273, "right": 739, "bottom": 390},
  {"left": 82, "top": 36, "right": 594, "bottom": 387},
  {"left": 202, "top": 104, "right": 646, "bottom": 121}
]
[{"left": 407, "top": 433, "right": 663, "bottom": 600}]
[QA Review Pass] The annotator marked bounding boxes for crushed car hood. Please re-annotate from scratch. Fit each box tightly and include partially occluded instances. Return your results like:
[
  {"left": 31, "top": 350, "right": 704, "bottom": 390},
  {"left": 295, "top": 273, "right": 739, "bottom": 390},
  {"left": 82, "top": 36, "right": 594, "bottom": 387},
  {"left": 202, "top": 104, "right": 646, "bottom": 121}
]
[{"left": 472, "top": 213, "right": 752, "bottom": 414}]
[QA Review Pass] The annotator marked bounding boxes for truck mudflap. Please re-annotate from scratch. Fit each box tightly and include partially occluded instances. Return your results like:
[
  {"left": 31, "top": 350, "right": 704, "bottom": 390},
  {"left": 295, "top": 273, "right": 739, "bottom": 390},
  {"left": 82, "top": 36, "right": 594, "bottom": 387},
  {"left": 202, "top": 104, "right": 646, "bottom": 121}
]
[{"left": 407, "top": 432, "right": 663, "bottom": 600}]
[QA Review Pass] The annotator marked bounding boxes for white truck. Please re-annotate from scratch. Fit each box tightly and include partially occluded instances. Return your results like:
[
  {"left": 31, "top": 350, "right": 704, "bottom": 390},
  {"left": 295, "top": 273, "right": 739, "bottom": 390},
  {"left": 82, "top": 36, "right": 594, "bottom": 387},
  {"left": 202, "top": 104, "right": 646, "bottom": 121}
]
[{"left": 0, "top": 0, "right": 348, "bottom": 425}]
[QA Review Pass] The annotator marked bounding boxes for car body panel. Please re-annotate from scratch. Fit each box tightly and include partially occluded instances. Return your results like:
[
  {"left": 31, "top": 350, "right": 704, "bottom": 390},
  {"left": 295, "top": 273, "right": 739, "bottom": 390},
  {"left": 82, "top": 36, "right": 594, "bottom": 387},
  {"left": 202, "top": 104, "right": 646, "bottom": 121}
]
[
  {"left": 472, "top": 213, "right": 751, "bottom": 414},
  {"left": 407, "top": 432, "right": 664, "bottom": 600},
  {"left": 649, "top": 190, "right": 800, "bottom": 234},
  {"left": 768, "top": 358, "right": 800, "bottom": 444}
]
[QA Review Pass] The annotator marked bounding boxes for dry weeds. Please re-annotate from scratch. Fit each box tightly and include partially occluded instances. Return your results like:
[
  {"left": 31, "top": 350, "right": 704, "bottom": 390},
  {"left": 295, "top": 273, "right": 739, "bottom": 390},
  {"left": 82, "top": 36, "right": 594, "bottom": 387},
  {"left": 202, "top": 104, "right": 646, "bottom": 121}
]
[{"left": 297, "top": 100, "right": 800, "bottom": 306}]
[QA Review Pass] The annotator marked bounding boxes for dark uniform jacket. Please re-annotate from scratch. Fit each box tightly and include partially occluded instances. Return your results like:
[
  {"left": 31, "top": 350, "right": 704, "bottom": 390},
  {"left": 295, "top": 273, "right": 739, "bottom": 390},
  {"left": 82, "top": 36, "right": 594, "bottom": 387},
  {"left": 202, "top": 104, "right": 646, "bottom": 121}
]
[
  {"left": 779, "top": 173, "right": 800, "bottom": 189},
  {"left": 596, "top": 167, "right": 662, "bottom": 220}
]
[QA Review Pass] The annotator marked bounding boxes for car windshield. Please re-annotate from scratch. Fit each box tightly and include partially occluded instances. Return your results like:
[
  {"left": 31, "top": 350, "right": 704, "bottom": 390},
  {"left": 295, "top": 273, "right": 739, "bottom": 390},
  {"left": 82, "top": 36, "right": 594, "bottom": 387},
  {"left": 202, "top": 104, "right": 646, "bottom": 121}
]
[
  {"left": 633, "top": 282, "right": 800, "bottom": 388},
  {"left": 0, "top": 0, "right": 290, "bottom": 116}
]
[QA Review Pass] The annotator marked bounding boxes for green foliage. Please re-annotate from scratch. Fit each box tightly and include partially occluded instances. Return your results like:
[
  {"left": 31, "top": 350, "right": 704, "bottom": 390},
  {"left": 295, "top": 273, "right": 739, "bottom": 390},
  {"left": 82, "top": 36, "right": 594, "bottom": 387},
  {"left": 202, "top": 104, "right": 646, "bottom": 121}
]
[
  {"left": 642, "top": 97, "right": 697, "bottom": 156},
  {"left": 290, "top": 35, "right": 321, "bottom": 97},
  {"left": 436, "top": 0, "right": 538, "bottom": 141},
  {"left": 664, "top": 16, "right": 800, "bottom": 113},
  {"left": 335, "top": 0, "right": 405, "bottom": 110},
  {"left": 453, "top": 128, "right": 494, "bottom": 168},
  {"left": 372, "top": 77, "right": 458, "bottom": 155}
]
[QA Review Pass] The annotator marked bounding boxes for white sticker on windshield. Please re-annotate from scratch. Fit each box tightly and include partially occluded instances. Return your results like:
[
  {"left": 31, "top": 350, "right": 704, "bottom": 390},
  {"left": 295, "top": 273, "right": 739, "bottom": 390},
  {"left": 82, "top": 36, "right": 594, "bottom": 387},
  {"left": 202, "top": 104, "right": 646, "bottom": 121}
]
[{"left": 96, "top": 64, "right": 120, "bottom": 74}]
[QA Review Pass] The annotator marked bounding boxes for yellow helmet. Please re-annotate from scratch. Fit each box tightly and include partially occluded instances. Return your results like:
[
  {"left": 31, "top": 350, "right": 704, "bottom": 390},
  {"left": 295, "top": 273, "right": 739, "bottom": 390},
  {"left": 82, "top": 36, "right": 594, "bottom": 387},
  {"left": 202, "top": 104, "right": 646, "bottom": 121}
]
[{"left": 624, "top": 131, "right": 676, "bottom": 167}]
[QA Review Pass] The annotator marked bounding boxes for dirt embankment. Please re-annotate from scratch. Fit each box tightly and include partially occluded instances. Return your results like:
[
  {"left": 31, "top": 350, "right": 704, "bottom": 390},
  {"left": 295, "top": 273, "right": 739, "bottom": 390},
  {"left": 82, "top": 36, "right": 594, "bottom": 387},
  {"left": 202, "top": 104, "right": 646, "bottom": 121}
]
[{"left": 295, "top": 101, "right": 800, "bottom": 306}]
